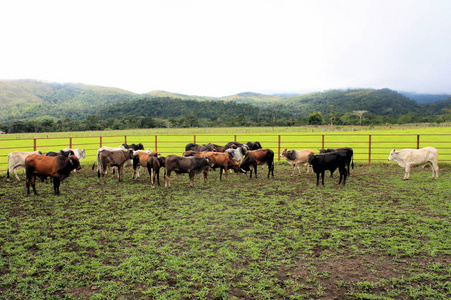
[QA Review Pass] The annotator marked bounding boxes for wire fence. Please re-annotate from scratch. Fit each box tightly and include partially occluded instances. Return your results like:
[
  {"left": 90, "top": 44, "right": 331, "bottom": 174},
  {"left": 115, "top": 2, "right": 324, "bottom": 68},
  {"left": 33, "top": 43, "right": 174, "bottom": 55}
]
[{"left": 1, "top": 133, "right": 450, "bottom": 173}]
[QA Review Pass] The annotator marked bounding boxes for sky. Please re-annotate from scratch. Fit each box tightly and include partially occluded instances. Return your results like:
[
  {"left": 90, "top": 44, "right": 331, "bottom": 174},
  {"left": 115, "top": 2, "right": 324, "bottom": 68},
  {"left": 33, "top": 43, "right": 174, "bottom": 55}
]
[{"left": 1, "top": 0, "right": 451, "bottom": 97}]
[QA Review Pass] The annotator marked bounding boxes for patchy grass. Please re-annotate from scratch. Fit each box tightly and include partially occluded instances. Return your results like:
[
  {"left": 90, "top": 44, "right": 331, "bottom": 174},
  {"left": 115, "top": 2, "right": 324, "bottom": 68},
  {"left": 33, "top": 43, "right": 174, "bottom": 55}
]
[{"left": 0, "top": 162, "right": 450, "bottom": 299}]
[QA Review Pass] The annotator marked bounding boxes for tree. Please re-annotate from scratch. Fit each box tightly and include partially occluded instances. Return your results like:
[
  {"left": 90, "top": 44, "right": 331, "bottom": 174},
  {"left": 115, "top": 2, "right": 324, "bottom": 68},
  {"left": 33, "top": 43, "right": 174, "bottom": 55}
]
[
  {"left": 353, "top": 110, "right": 368, "bottom": 126},
  {"left": 307, "top": 111, "right": 324, "bottom": 125}
]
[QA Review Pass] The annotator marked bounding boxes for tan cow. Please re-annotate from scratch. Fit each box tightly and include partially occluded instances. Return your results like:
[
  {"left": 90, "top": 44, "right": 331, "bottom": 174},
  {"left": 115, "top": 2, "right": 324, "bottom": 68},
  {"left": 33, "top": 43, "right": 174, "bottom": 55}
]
[{"left": 280, "top": 148, "right": 315, "bottom": 176}]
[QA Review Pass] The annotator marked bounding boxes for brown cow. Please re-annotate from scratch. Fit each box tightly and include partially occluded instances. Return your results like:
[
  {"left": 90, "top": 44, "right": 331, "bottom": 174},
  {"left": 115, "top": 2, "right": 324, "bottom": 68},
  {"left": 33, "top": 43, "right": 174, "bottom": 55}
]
[
  {"left": 97, "top": 149, "right": 134, "bottom": 183},
  {"left": 132, "top": 150, "right": 158, "bottom": 180},
  {"left": 147, "top": 155, "right": 165, "bottom": 189},
  {"left": 240, "top": 149, "right": 274, "bottom": 179},
  {"left": 164, "top": 155, "right": 214, "bottom": 188},
  {"left": 183, "top": 151, "right": 244, "bottom": 181},
  {"left": 25, "top": 154, "right": 81, "bottom": 195}
]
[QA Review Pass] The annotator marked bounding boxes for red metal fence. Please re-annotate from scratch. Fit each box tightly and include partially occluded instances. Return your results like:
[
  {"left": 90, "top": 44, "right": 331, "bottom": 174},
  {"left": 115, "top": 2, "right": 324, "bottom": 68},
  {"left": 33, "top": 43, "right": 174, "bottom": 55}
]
[{"left": 1, "top": 133, "right": 450, "bottom": 173}]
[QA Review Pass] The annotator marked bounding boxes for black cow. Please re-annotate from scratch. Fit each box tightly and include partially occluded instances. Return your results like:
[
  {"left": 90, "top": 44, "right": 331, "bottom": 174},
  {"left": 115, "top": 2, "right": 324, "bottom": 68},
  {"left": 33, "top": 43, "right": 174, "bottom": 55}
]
[
  {"left": 240, "top": 149, "right": 274, "bottom": 179},
  {"left": 224, "top": 141, "right": 261, "bottom": 151},
  {"left": 319, "top": 147, "right": 354, "bottom": 176},
  {"left": 308, "top": 152, "right": 347, "bottom": 186},
  {"left": 122, "top": 143, "right": 144, "bottom": 151},
  {"left": 246, "top": 141, "right": 262, "bottom": 150},
  {"left": 164, "top": 155, "right": 214, "bottom": 188},
  {"left": 45, "top": 150, "right": 74, "bottom": 157},
  {"left": 185, "top": 143, "right": 216, "bottom": 152}
]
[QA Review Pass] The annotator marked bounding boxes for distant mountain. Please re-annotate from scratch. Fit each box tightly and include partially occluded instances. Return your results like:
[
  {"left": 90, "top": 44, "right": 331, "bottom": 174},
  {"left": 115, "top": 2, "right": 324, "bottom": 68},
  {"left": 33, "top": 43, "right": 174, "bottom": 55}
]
[
  {"left": 400, "top": 92, "right": 451, "bottom": 104},
  {"left": 0, "top": 80, "right": 135, "bottom": 121},
  {"left": 0, "top": 80, "right": 449, "bottom": 124}
]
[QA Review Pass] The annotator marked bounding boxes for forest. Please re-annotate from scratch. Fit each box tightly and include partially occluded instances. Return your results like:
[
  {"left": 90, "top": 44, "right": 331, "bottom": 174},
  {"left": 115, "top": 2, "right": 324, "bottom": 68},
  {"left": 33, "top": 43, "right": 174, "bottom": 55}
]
[{"left": 0, "top": 80, "right": 450, "bottom": 133}]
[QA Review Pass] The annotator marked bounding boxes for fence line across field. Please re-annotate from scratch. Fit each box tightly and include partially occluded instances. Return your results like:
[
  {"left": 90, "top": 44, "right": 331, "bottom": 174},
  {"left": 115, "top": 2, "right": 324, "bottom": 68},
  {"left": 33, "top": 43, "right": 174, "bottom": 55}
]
[{"left": 0, "top": 133, "right": 450, "bottom": 173}]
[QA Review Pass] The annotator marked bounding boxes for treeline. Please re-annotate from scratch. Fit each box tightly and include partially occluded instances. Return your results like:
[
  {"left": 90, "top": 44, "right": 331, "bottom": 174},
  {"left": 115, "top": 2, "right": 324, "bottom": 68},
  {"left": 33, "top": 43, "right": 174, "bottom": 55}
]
[{"left": 2, "top": 107, "right": 449, "bottom": 134}]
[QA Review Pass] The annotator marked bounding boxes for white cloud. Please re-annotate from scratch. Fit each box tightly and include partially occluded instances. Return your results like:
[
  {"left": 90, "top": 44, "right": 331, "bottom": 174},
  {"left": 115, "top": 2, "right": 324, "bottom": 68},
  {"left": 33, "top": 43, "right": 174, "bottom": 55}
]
[{"left": 1, "top": 0, "right": 451, "bottom": 96}]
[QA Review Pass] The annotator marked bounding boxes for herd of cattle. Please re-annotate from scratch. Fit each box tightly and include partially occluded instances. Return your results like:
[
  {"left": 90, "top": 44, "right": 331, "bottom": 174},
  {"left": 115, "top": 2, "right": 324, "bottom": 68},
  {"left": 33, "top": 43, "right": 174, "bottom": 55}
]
[{"left": 5, "top": 140, "right": 440, "bottom": 196}]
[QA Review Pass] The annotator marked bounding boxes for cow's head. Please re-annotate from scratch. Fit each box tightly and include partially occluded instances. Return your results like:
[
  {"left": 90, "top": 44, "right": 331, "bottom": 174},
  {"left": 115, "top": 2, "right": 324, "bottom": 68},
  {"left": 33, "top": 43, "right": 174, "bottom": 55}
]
[
  {"left": 69, "top": 156, "right": 82, "bottom": 171},
  {"left": 388, "top": 149, "right": 397, "bottom": 161},
  {"left": 318, "top": 148, "right": 326, "bottom": 153},
  {"left": 204, "top": 156, "right": 215, "bottom": 168},
  {"left": 280, "top": 148, "right": 288, "bottom": 158},
  {"left": 240, "top": 144, "right": 250, "bottom": 156},
  {"left": 308, "top": 153, "right": 316, "bottom": 165},
  {"left": 138, "top": 143, "right": 144, "bottom": 150}
]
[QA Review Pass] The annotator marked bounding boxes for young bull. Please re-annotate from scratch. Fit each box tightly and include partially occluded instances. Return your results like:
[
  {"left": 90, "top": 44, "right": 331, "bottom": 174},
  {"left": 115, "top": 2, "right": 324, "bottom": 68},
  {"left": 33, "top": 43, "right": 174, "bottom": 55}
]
[
  {"left": 240, "top": 149, "right": 274, "bottom": 179},
  {"left": 183, "top": 151, "right": 245, "bottom": 181},
  {"left": 25, "top": 154, "right": 81, "bottom": 196},
  {"left": 280, "top": 148, "right": 314, "bottom": 176},
  {"left": 308, "top": 152, "right": 347, "bottom": 186},
  {"left": 164, "top": 155, "right": 214, "bottom": 188},
  {"left": 147, "top": 155, "right": 165, "bottom": 189},
  {"left": 97, "top": 149, "right": 134, "bottom": 183},
  {"left": 388, "top": 147, "right": 439, "bottom": 180}
]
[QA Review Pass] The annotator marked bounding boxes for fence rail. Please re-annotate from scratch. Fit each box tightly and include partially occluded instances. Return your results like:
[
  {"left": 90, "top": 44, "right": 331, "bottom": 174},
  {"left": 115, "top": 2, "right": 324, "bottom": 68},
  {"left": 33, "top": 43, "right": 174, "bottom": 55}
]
[{"left": 1, "top": 133, "right": 450, "bottom": 173}]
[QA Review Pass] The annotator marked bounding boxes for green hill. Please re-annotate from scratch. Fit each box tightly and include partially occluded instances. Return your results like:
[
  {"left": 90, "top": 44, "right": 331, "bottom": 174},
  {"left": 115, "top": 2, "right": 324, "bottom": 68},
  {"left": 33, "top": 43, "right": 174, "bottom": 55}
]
[
  {"left": 0, "top": 80, "right": 135, "bottom": 121},
  {"left": 0, "top": 81, "right": 449, "bottom": 128}
]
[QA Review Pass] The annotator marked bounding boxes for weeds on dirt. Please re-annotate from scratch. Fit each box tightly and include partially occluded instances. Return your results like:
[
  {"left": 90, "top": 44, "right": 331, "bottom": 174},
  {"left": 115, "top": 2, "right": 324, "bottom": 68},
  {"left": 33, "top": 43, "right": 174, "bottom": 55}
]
[{"left": 0, "top": 162, "right": 450, "bottom": 299}]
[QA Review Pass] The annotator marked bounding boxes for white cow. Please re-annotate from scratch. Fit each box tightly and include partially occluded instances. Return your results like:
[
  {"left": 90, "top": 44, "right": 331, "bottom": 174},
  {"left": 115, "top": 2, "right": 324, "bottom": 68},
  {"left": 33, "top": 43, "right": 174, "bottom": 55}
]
[
  {"left": 63, "top": 148, "right": 86, "bottom": 160},
  {"left": 225, "top": 144, "right": 249, "bottom": 164},
  {"left": 7, "top": 150, "right": 43, "bottom": 181},
  {"left": 388, "top": 147, "right": 439, "bottom": 180},
  {"left": 280, "top": 148, "right": 315, "bottom": 176}
]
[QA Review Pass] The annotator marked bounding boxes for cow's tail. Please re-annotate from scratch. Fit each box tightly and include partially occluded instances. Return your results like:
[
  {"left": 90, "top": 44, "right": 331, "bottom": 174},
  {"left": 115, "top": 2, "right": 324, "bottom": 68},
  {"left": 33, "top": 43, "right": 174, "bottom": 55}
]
[
  {"left": 6, "top": 154, "right": 11, "bottom": 181},
  {"left": 92, "top": 162, "right": 96, "bottom": 170}
]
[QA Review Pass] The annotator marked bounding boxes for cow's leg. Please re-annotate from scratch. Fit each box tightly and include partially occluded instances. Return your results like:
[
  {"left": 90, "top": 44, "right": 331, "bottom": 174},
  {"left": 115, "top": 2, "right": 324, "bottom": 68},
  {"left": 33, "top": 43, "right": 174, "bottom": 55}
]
[
  {"left": 203, "top": 169, "right": 208, "bottom": 183},
  {"left": 220, "top": 167, "right": 224, "bottom": 181},
  {"left": 403, "top": 164, "right": 411, "bottom": 180},
  {"left": 14, "top": 167, "right": 21, "bottom": 181},
  {"left": 53, "top": 177, "right": 61, "bottom": 195},
  {"left": 26, "top": 173, "right": 32, "bottom": 195},
  {"left": 316, "top": 172, "right": 320, "bottom": 186},
  {"left": 150, "top": 168, "right": 155, "bottom": 189},
  {"left": 118, "top": 166, "right": 123, "bottom": 181},
  {"left": 156, "top": 168, "right": 161, "bottom": 185},
  {"left": 27, "top": 174, "right": 37, "bottom": 195},
  {"left": 254, "top": 163, "right": 258, "bottom": 179},
  {"left": 189, "top": 172, "right": 195, "bottom": 188},
  {"left": 431, "top": 161, "right": 439, "bottom": 179},
  {"left": 165, "top": 171, "right": 171, "bottom": 188},
  {"left": 321, "top": 171, "right": 325, "bottom": 186}
]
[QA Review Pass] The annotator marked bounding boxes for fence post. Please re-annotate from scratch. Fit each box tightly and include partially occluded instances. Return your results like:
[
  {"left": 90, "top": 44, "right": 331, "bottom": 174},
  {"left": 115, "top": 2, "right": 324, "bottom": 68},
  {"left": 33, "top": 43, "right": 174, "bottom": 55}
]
[
  {"left": 194, "top": 135, "right": 196, "bottom": 144},
  {"left": 69, "top": 137, "right": 72, "bottom": 148},
  {"left": 234, "top": 135, "right": 237, "bottom": 143},
  {"left": 125, "top": 135, "right": 127, "bottom": 144},
  {"left": 155, "top": 135, "right": 158, "bottom": 152},
  {"left": 278, "top": 135, "right": 281, "bottom": 161},
  {"left": 34, "top": 138, "right": 37, "bottom": 151},
  {"left": 368, "top": 135, "right": 372, "bottom": 165},
  {"left": 322, "top": 135, "right": 325, "bottom": 149},
  {"left": 100, "top": 136, "right": 102, "bottom": 148},
  {"left": 417, "top": 135, "right": 420, "bottom": 149}
]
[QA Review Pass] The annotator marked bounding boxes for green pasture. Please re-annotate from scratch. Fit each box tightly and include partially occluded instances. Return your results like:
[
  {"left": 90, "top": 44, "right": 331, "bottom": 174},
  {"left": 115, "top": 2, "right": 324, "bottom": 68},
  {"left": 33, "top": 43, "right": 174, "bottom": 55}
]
[
  {"left": 0, "top": 162, "right": 450, "bottom": 299},
  {"left": 0, "top": 125, "right": 450, "bottom": 175}
]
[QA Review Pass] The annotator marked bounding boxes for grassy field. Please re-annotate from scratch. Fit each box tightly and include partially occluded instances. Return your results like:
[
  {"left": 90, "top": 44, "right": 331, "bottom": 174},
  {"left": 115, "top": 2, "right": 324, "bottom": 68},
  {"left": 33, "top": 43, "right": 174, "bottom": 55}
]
[
  {"left": 1, "top": 124, "right": 450, "bottom": 175},
  {"left": 0, "top": 160, "right": 450, "bottom": 299}
]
